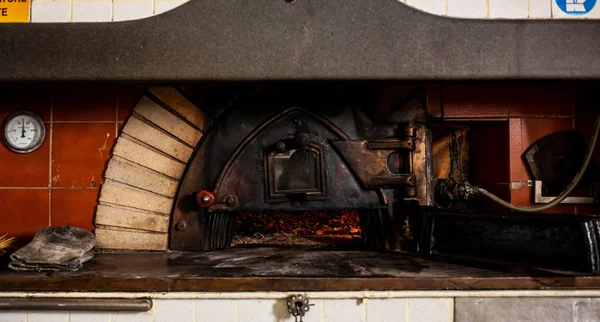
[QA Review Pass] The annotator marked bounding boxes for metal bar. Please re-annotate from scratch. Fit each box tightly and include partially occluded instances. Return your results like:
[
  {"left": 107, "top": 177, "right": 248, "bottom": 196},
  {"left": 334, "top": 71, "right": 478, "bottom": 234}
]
[
  {"left": 0, "top": 298, "right": 152, "bottom": 311},
  {"left": 534, "top": 180, "right": 594, "bottom": 204}
]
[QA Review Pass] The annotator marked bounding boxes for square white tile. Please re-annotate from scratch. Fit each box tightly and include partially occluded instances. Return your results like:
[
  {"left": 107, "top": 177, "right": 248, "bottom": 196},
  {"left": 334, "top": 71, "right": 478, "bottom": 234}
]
[
  {"left": 72, "top": 0, "right": 112, "bottom": 22},
  {"left": 154, "top": 0, "right": 187, "bottom": 15},
  {"left": 489, "top": 0, "right": 528, "bottom": 17},
  {"left": 31, "top": 0, "right": 71, "bottom": 22},
  {"left": 447, "top": 0, "right": 488, "bottom": 18},
  {"left": 366, "top": 298, "right": 408, "bottom": 322},
  {"left": 323, "top": 299, "right": 366, "bottom": 322},
  {"left": 196, "top": 299, "right": 238, "bottom": 322},
  {"left": 113, "top": 0, "right": 154, "bottom": 21},
  {"left": 28, "top": 312, "right": 69, "bottom": 322},
  {"left": 408, "top": 298, "right": 453, "bottom": 322},
  {"left": 111, "top": 311, "right": 154, "bottom": 322},
  {"left": 154, "top": 299, "right": 195, "bottom": 322},
  {"left": 70, "top": 312, "right": 110, "bottom": 322},
  {"left": 0, "top": 312, "right": 27, "bottom": 322},
  {"left": 406, "top": 0, "right": 447, "bottom": 16},
  {"left": 529, "top": 0, "right": 552, "bottom": 17},
  {"left": 239, "top": 299, "right": 296, "bottom": 322}
]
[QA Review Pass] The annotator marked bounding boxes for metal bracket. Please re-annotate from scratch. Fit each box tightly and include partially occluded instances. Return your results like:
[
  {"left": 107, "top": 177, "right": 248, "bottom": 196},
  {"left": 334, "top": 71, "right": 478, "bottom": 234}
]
[
  {"left": 287, "top": 294, "right": 314, "bottom": 322},
  {"left": 534, "top": 180, "right": 594, "bottom": 204}
]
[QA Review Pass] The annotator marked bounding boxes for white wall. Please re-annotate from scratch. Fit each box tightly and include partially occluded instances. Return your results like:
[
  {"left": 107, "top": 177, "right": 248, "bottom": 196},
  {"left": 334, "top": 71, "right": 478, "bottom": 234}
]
[
  {"left": 28, "top": 0, "right": 600, "bottom": 22},
  {"left": 0, "top": 298, "right": 454, "bottom": 322}
]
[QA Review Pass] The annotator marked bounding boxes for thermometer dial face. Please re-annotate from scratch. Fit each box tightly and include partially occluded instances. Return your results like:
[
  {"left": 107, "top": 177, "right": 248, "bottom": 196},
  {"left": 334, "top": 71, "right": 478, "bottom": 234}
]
[{"left": 2, "top": 111, "right": 46, "bottom": 153}]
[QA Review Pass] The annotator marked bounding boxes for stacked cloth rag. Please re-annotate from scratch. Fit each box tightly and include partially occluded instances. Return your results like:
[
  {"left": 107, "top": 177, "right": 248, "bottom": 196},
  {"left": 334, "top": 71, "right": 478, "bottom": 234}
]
[{"left": 8, "top": 226, "right": 96, "bottom": 272}]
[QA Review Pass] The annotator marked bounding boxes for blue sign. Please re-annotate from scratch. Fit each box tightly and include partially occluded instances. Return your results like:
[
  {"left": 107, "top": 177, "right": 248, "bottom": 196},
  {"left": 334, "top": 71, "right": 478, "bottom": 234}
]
[{"left": 556, "top": 0, "right": 596, "bottom": 14}]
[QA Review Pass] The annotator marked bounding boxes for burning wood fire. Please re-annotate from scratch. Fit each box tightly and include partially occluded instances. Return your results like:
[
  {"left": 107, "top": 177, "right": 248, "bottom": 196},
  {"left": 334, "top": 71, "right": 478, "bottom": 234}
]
[{"left": 232, "top": 210, "right": 361, "bottom": 246}]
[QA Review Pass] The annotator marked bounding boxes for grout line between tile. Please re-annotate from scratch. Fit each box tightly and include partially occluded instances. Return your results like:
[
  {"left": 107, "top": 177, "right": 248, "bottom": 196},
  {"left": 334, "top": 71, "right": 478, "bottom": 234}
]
[
  {"left": 193, "top": 298, "right": 198, "bottom": 322},
  {"left": 52, "top": 121, "right": 119, "bottom": 124},
  {"left": 0, "top": 187, "right": 100, "bottom": 189},
  {"left": 320, "top": 299, "right": 324, "bottom": 322},
  {"left": 49, "top": 96, "right": 54, "bottom": 226},
  {"left": 0, "top": 187, "right": 50, "bottom": 190}
]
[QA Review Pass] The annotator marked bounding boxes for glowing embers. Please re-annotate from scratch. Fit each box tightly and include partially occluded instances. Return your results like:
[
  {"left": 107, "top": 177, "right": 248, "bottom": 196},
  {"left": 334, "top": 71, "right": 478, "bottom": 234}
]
[{"left": 232, "top": 210, "right": 361, "bottom": 246}]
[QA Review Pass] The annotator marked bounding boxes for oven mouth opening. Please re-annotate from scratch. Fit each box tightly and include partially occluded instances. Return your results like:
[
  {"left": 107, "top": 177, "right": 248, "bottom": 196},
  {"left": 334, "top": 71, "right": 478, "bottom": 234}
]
[{"left": 231, "top": 209, "right": 362, "bottom": 247}]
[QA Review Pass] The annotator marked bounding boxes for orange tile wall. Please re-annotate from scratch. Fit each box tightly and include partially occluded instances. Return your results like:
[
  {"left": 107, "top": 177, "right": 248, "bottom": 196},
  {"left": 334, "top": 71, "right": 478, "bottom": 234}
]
[
  {"left": 0, "top": 86, "right": 141, "bottom": 238},
  {"left": 427, "top": 83, "right": 600, "bottom": 215}
]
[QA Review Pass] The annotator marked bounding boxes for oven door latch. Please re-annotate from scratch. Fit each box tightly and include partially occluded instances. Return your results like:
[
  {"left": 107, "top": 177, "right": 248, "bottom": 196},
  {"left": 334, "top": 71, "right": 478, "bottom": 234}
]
[{"left": 287, "top": 294, "right": 313, "bottom": 322}]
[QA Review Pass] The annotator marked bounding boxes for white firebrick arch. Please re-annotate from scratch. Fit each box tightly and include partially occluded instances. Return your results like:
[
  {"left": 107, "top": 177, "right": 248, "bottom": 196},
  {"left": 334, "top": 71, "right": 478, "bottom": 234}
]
[{"left": 94, "top": 87, "right": 210, "bottom": 251}]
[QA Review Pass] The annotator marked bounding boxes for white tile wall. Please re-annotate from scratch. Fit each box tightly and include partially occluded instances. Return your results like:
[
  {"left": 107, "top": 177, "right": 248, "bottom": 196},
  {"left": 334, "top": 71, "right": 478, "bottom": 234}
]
[
  {"left": 323, "top": 299, "right": 366, "bottom": 322},
  {"left": 529, "top": 0, "right": 552, "bottom": 17},
  {"left": 28, "top": 312, "right": 69, "bottom": 322},
  {"left": 30, "top": 0, "right": 71, "bottom": 22},
  {"left": 113, "top": 0, "right": 153, "bottom": 21},
  {"left": 0, "top": 298, "right": 455, "bottom": 322},
  {"left": 447, "top": 0, "right": 488, "bottom": 18},
  {"left": 111, "top": 311, "right": 154, "bottom": 322},
  {"left": 23, "top": 0, "right": 600, "bottom": 22},
  {"left": 154, "top": 0, "right": 186, "bottom": 14},
  {"left": 408, "top": 298, "right": 453, "bottom": 322},
  {"left": 0, "top": 312, "right": 27, "bottom": 322},
  {"left": 406, "top": 0, "right": 447, "bottom": 16},
  {"left": 366, "top": 298, "right": 408, "bottom": 322},
  {"left": 70, "top": 312, "right": 110, "bottom": 322},
  {"left": 72, "top": 0, "right": 112, "bottom": 22},
  {"left": 489, "top": 0, "right": 528, "bottom": 17},
  {"left": 154, "top": 299, "right": 195, "bottom": 322},
  {"left": 239, "top": 299, "right": 295, "bottom": 322},
  {"left": 196, "top": 299, "right": 238, "bottom": 322}
]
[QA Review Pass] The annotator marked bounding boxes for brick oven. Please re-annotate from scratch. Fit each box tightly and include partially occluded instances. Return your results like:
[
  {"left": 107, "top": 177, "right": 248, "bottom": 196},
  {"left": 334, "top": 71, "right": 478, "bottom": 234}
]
[{"left": 0, "top": 0, "right": 600, "bottom": 321}]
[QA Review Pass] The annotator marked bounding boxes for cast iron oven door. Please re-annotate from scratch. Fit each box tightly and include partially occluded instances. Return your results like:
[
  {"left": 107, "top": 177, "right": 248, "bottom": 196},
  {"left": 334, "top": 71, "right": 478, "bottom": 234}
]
[{"left": 264, "top": 136, "right": 328, "bottom": 203}]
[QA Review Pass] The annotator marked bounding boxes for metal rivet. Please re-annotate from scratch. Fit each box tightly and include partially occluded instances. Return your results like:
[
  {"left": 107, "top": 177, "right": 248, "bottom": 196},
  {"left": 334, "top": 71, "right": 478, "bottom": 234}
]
[
  {"left": 296, "top": 133, "right": 310, "bottom": 146},
  {"left": 200, "top": 195, "right": 211, "bottom": 204},
  {"left": 276, "top": 141, "right": 286, "bottom": 152},
  {"left": 225, "top": 195, "right": 236, "bottom": 207},
  {"left": 176, "top": 221, "right": 187, "bottom": 231}
]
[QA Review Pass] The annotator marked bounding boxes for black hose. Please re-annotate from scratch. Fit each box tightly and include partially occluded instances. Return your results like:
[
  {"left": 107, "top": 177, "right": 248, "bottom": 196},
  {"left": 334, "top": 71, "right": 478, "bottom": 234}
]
[{"left": 475, "top": 116, "right": 600, "bottom": 213}]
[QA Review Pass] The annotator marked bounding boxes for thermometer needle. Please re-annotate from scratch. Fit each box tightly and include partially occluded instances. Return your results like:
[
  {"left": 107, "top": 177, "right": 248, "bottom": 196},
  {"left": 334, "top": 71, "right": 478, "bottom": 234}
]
[{"left": 20, "top": 118, "right": 25, "bottom": 138}]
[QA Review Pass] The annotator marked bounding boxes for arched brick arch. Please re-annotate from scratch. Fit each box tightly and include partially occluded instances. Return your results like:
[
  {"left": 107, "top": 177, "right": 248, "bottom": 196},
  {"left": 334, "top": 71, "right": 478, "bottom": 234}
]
[{"left": 94, "top": 87, "right": 210, "bottom": 251}]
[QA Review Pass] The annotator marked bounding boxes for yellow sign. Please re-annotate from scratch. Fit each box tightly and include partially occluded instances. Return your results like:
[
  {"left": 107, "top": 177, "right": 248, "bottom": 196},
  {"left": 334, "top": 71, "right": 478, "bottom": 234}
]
[{"left": 0, "top": 0, "right": 30, "bottom": 23}]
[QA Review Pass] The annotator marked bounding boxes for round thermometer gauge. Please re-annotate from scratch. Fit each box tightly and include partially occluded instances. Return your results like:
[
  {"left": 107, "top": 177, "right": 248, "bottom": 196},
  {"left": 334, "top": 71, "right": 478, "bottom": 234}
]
[{"left": 2, "top": 111, "right": 46, "bottom": 153}]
